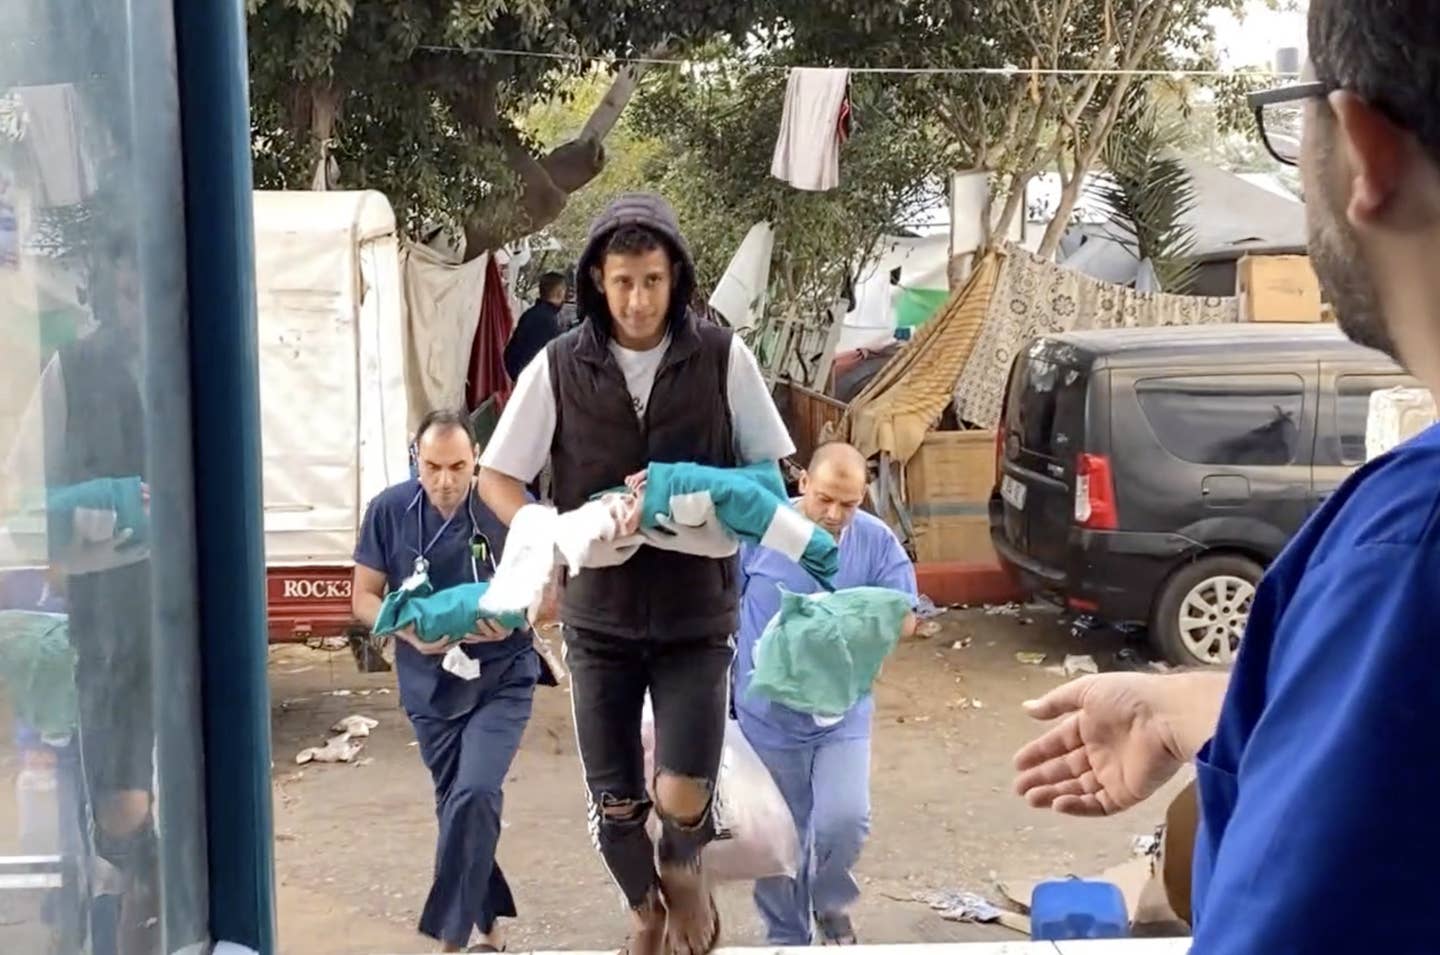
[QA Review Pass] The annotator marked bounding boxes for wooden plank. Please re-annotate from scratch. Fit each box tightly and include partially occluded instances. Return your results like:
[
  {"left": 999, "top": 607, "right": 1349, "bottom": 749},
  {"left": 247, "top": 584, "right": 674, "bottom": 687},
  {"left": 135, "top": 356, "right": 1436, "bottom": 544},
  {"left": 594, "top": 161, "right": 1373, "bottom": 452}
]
[{"left": 775, "top": 381, "right": 848, "bottom": 464}]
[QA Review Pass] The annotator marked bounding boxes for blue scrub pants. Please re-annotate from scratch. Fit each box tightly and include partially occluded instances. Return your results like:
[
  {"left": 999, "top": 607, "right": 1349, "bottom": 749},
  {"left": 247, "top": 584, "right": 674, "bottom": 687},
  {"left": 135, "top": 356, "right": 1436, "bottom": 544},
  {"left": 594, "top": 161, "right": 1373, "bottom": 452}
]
[
  {"left": 408, "top": 651, "right": 537, "bottom": 948},
  {"left": 749, "top": 734, "right": 871, "bottom": 946}
]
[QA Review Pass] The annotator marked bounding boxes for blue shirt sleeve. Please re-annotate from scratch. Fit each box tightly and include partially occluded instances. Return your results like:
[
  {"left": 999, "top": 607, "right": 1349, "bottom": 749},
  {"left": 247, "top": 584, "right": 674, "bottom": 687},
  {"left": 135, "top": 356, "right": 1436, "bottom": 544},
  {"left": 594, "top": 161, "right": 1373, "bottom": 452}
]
[
  {"left": 867, "top": 522, "right": 918, "bottom": 602},
  {"left": 353, "top": 496, "right": 389, "bottom": 574},
  {"left": 1194, "top": 543, "right": 1440, "bottom": 953}
]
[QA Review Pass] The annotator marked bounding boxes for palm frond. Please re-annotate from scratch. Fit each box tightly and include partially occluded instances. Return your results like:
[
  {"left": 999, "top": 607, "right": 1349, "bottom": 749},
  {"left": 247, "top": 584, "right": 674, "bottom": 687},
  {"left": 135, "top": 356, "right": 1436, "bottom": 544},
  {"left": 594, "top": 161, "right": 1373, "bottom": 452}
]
[{"left": 1088, "top": 88, "right": 1200, "bottom": 293}]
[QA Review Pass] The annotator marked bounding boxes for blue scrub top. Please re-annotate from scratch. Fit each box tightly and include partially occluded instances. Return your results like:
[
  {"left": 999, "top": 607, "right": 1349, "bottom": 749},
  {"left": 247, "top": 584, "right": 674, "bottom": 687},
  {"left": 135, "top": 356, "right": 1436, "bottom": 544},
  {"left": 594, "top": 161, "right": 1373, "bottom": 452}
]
[
  {"left": 1191, "top": 424, "right": 1440, "bottom": 953},
  {"left": 355, "top": 478, "right": 531, "bottom": 719},
  {"left": 735, "top": 507, "right": 916, "bottom": 749}
]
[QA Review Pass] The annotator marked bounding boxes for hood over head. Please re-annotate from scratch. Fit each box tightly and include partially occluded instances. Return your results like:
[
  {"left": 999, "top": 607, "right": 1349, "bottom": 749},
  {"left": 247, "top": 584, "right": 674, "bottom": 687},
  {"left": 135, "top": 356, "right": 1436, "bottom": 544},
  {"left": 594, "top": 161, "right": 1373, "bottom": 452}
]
[{"left": 575, "top": 193, "right": 697, "bottom": 337}]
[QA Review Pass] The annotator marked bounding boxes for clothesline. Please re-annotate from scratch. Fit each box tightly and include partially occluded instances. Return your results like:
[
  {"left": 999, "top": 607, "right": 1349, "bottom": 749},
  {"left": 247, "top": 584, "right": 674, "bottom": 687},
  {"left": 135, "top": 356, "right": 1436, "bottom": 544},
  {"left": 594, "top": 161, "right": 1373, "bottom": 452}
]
[{"left": 415, "top": 44, "right": 1298, "bottom": 80}]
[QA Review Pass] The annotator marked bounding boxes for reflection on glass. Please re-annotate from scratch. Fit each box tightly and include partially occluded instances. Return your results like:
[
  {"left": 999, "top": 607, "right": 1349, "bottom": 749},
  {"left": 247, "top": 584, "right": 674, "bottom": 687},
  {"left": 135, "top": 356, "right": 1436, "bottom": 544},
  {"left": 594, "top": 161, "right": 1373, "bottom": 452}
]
[
  {"left": 1137, "top": 375, "right": 1306, "bottom": 467},
  {"left": 1, "top": 4, "right": 207, "bottom": 953}
]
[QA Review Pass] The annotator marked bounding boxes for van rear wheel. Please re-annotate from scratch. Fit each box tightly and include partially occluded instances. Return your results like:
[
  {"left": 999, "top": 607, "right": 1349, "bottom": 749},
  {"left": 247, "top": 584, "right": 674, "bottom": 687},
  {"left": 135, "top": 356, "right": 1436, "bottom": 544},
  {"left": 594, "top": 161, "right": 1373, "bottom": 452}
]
[{"left": 1152, "top": 555, "right": 1262, "bottom": 667}]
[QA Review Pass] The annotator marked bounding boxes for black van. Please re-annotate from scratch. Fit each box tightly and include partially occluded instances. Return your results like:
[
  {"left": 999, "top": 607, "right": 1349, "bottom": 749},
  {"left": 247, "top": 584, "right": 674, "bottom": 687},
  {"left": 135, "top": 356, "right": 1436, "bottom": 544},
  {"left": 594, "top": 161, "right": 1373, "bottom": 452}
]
[{"left": 989, "top": 324, "right": 1415, "bottom": 666}]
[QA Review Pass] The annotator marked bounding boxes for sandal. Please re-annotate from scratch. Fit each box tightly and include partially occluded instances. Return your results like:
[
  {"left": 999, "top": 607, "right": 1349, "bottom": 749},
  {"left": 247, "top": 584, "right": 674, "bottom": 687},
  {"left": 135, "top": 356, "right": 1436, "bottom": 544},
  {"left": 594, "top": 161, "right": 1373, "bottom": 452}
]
[
  {"left": 815, "top": 911, "right": 858, "bottom": 945},
  {"left": 660, "top": 865, "right": 721, "bottom": 955},
  {"left": 664, "top": 894, "right": 720, "bottom": 955},
  {"left": 618, "top": 892, "right": 667, "bottom": 955}
]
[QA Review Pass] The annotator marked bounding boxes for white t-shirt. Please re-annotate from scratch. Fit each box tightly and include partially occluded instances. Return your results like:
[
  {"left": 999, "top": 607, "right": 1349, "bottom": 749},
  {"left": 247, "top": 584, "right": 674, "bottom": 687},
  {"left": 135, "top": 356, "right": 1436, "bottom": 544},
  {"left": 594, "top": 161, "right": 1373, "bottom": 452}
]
[{"left": 481, "top": 333, "right": 796, "bottom": 482}]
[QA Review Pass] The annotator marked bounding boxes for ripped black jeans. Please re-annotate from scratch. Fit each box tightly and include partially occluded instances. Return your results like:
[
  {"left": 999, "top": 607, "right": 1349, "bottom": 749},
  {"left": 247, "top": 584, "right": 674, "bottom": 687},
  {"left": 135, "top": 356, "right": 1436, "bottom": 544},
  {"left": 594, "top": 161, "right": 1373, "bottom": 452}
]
[{"left": 564, "top": 628, "right": 734, "bottom": 909}]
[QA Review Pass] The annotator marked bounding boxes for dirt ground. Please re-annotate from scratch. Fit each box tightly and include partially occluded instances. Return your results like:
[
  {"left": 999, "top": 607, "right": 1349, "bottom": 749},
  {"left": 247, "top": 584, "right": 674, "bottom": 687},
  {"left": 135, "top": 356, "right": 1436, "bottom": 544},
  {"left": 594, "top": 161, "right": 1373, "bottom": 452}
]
[{"left": 269, "top": 608, "right": 1188, "bottom": 954}]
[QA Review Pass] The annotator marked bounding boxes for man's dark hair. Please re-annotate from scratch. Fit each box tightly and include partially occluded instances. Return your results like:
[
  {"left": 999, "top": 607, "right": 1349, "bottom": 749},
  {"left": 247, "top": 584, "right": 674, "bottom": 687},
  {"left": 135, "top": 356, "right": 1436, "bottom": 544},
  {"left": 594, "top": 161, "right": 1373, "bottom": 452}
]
[
  {"left": 602, "top": 224, "right": 668, "bottom": 260},
  {"left": 414, "top": 409, "right": 476, "bottom": 447},
  {"left": 1311, "top": 0, "right": 1440, "bottom": 161},
  {"left": 538, "top": 271, "right": 568, "bottom": 300}
]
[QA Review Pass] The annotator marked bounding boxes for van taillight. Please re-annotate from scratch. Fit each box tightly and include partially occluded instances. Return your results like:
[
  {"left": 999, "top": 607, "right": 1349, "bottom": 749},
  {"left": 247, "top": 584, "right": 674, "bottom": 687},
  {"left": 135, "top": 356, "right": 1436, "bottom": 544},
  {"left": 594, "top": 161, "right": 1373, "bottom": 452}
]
[
  {"left": 994, "top": 427, "right": 1005, "bottom": 482},
  {"left": 1075, "top": 454, "right": 1117, "bottom": 530}
]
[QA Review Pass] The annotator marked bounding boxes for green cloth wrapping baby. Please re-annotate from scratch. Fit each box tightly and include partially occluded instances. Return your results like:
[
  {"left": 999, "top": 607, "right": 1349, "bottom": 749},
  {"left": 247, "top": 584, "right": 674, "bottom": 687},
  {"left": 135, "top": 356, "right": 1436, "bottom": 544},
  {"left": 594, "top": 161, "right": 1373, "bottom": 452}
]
[
  {"left": 747, "top": 586, "right": 914, "bottom": 717},
  {"left": 638, "top": 460, "right": 840, "bottom": 589},
  {"left": 45, "top": 476, "right": 148, "bottom": 548},
  {"left": 371, "top": 579, "right": 527, "bottom": 644},
  {"left": 0, "top": 611, "right": 78, "bottom": 738}
]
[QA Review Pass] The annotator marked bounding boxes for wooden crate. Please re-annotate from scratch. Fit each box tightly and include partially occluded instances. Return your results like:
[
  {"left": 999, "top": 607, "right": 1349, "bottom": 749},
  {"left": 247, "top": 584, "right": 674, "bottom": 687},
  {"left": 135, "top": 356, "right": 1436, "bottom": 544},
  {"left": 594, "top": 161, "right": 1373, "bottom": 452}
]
[
  {"left": 775, "top": 381, "right": 848, "bottom": 464},
  {"left": 905, "top": 429, "right": 998, "bottom": 564}
]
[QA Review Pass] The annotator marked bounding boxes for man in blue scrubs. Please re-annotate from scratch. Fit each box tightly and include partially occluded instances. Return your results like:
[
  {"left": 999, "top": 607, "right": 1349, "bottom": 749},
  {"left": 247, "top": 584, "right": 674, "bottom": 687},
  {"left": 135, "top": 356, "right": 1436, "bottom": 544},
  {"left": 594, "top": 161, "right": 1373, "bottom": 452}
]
[
  {"left": 1014, "top": 4, "right": 1440, "bottom": 950},
  {"left": 734, "top": 442, "right": 916, "bottom": 945},
  {"left": 352, "top": 410, "right": 546, "bottom": 953}
]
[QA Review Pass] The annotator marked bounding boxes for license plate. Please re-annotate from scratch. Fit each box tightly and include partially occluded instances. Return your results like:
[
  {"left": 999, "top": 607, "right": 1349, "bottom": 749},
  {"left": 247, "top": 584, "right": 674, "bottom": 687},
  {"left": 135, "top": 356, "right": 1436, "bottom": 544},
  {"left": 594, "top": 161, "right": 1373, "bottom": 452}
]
[{"left": 1001, "top": 475, "right": 1028, "bottom": 511}]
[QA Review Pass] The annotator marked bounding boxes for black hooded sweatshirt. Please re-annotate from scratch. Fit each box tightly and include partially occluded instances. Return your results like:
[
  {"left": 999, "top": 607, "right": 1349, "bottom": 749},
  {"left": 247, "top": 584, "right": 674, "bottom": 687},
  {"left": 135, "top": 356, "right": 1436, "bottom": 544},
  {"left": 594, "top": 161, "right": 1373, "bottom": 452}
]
[{"left": 545, "top": 193, "right": 739, "bottom": 641}]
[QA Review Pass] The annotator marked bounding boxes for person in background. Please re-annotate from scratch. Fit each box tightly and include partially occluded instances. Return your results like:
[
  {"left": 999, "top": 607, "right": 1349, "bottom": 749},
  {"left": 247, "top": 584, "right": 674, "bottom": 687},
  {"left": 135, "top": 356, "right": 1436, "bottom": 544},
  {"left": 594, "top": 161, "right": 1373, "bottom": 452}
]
[
  {"left": 1014, "top": 4, "right": 1440, "bottom": 951},
  {"left": 733, "top": 441, "right": 916, "bottom": 946},
  {"left": 352, "top": 410, "right": 545, "bottom": 954},
  {"left": 503, "top": 271, "right": 568, "bottom": 383},
  {"left": 4, "top": 238, "right": 157, "bottom": 955},
  {"left": 478, "top": 193, "right": 795, "bottom": 955}
]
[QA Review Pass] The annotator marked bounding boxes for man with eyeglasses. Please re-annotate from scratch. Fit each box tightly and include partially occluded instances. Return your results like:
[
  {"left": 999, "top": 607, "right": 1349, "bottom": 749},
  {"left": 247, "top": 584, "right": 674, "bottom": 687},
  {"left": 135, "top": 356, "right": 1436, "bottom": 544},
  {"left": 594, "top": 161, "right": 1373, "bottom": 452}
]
[{"left": 1012, "top": 3, "right": 1440, "bottom": 951}]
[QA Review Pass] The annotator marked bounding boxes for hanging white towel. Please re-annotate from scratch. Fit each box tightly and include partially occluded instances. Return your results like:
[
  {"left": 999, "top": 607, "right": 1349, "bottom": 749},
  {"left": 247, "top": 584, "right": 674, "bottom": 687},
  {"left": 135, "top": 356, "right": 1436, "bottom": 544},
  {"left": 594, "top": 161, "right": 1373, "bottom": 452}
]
[{"left": 771, "top": 68, "right": 850, "bottom": 192}]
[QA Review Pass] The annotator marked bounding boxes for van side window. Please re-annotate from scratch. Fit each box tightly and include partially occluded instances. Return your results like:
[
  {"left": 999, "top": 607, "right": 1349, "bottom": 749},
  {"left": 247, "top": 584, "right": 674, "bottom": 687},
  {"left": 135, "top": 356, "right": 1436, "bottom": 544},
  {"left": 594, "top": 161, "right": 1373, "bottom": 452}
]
[
  {"left": 1136, "top": 375, "right": 1306, "bottom": 467},
  {"left": 1337, "top": 375, "right": 1410, "bottom": 465}
]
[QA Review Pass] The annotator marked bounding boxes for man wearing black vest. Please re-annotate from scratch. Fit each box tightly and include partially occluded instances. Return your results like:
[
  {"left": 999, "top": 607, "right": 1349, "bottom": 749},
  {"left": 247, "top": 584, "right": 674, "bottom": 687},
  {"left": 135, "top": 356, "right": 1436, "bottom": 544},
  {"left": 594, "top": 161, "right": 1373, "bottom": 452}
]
[
  {"left": 5, "top": 240, "right": 159, "bottom": 955},
  {"left": 478, "top": 194, "right": 794, "bottom": 955}
]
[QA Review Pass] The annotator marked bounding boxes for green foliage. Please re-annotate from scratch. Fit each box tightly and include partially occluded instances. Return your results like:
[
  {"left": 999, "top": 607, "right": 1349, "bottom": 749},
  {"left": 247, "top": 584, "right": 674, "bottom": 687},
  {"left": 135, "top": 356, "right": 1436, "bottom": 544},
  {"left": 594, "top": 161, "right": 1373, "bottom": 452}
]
[
  {"left": 522, "top": 73, "right": 666, "bottom": 259},
  {"left": 1090, "top": 89, "right": 1199, "bottom": 292},
  {"left": 631, "top": 58, "right": 948, "bottom": 315},
  {"left": 246, "top": 0, "right": 777, "bottom": 245}
]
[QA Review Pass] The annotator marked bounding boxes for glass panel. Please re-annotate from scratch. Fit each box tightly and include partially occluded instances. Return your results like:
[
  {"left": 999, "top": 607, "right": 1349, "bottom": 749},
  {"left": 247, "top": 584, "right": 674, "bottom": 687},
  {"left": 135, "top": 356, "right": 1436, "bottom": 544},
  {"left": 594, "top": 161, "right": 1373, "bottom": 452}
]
[
  {"left": 1337, "top": 374, "right": 1409, "bottom": 465},
  {"left": 0, "top": 2, "right": 209, "bottom": 952},
  {"left": 1137, "top": 375, "right": 1306, "bottom": 466},
  {"left": 1009, "top": 352, "right": 1090, "bottom": 461}
]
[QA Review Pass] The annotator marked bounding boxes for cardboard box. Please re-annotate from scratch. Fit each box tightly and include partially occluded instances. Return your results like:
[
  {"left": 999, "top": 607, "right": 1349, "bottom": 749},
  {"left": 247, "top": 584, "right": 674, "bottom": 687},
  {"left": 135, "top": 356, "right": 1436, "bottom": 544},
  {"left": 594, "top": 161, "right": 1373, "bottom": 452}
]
[
  {"left": 1237, "top": 254, "right": 1324, "bottom": 323},
  {"left": 905, "top": 430, "right": 999, "bottom": 563}
]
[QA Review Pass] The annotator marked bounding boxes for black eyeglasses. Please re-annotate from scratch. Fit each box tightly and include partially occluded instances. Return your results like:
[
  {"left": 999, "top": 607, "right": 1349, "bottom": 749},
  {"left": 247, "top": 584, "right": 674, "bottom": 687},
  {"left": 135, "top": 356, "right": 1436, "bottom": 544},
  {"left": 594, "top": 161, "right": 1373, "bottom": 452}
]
[{"left": 1247, "top": 81, "right": 1331, "bottom": 167}]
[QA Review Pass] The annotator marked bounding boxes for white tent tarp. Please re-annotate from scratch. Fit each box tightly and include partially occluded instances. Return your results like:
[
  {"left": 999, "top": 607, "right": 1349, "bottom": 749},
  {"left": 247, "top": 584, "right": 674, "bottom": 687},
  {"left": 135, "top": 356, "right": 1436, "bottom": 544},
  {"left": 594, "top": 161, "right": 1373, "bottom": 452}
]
[
  {"left": 841, "top": 232, "right": 950, "bottom": 351},
  {"left": 709, "top": 223, "right": 775, "bottom": 330},
  {"left": 253, "top": 190, "right": 410, "bottom": 565}
]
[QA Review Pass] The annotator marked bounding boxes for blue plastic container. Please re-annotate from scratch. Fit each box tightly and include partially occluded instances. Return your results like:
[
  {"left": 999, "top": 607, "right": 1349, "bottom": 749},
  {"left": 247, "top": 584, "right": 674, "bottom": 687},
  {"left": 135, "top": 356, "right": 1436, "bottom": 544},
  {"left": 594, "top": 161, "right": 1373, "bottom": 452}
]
[{"left": 1030, "top": 878, "right": 1130, "bottom": 941}]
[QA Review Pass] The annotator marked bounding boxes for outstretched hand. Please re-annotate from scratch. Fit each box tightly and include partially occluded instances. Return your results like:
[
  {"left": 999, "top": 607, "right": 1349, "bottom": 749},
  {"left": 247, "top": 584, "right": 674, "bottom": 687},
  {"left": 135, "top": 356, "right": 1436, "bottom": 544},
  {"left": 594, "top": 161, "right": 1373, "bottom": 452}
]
[{"left": 1013, "top": 673, "right": 1189, "bottom": 817}]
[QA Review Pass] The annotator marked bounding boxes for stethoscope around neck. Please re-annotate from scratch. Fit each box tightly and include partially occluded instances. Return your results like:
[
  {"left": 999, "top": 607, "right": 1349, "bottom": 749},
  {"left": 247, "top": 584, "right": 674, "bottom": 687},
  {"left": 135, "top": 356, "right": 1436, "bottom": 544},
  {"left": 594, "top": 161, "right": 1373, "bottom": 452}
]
[{"left": 407, "top": 487, "right": 495, "bottom": 584}]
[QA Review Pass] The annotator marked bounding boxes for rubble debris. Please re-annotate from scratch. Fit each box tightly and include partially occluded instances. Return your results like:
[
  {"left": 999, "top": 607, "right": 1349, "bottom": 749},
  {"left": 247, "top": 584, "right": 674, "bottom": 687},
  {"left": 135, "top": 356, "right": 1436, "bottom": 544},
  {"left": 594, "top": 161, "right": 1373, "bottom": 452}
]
[
  {"left": 912, "top": 889, "right": 1003, "bottom": 923},
  {"left": 1015, "top": 652, "right": 1047, "bottom": 666},
  {"left": 1132, "top": 832, "right": 1161, "bottom": 857},
  {"left": 1044, "top": 665, "right": 1068, "bottom": 677},
  {"left": 1063, "top": 654, "right": 1099, "bottom": 677},
  {"left": 985, "top": 603, "right": 1021, "bottom": 617},
  {"left": 297, "top": 714, "right": 380, "bottom": 765},
  {"left": 951, "top": 637, "right": 973, "bottom": 651},
  {"left": 954, "top": 697, "right": 985, "bottom": 710},
  {"left": 331, "top": 715, "right": 379, "bottom": 738},
  {"left": 915, "top": 594, "right": 947, "bottom": 619},
  {"left": 296, "top": 735, "right": 365, "bottom": 765}
]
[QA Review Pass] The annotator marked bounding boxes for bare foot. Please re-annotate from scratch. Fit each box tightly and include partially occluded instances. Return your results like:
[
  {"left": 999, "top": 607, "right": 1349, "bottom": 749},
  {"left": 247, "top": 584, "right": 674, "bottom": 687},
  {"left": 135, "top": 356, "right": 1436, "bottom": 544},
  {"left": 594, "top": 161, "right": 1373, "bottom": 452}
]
[
  {"left": 621, "top": 891, "right": 666, "bottom": 955},
  {"left": 660, "top": 863, "right": 719, "bottom": 955}
]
